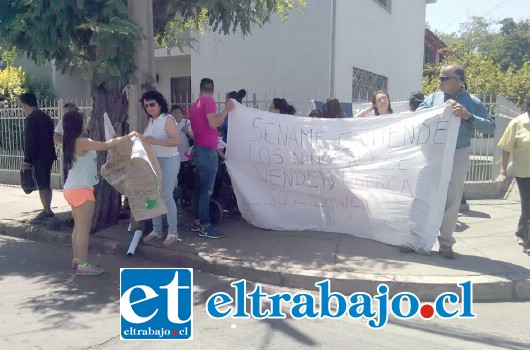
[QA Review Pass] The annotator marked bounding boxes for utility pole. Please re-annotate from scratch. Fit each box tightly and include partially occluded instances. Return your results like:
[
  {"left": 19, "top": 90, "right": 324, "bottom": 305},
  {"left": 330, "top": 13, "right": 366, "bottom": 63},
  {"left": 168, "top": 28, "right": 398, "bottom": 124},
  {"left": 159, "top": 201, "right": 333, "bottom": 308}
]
[
  {"left": 329, "top": 0, "right": 337, "bottom": 98},
  {"left": 128, "top": 0, "right": 156, "bottom": 132}
]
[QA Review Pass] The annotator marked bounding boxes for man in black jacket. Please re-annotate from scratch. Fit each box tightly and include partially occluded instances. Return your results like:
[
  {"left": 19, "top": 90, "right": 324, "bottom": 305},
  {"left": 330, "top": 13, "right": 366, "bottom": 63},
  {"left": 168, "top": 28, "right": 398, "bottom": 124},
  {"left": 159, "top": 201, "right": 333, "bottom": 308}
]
[{"left": 20, "top": 93, "right": 57, "bottom": 221}]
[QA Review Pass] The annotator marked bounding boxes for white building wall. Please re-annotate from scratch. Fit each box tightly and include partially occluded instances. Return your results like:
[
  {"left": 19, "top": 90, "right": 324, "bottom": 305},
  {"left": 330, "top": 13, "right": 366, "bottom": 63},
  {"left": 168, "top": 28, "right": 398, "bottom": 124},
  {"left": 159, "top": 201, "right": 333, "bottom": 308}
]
[
  {"left": 13, "top": 58, "right": 52, "bottom": 84},
  {"left": 13, "top": 58, "right": 91, "bottom": 102},
  {"left": 334, "top": 0, "right": 426, "bottom": 102},
  {"left": 20, "top": 0, "right": 428, "bottom": 109},
  {"left": 51, "top": 68, "right": 91, "bottom": 101},
  {"left": 154, "top": 54, "right": 191, "bottom": 101},
  {"left": 185, "top": 0, "right": 426, "bottom": 109},
  {"left": 189, "top": 0, "right": 332, "bottom": 107}
]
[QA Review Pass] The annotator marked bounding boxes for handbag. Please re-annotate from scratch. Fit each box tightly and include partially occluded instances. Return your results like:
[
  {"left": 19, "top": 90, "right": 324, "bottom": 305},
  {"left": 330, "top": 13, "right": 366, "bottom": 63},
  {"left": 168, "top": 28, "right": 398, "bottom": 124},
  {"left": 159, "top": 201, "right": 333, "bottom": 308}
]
[{"left": 20, "top": 165, "right": 38, "bottom": 194}]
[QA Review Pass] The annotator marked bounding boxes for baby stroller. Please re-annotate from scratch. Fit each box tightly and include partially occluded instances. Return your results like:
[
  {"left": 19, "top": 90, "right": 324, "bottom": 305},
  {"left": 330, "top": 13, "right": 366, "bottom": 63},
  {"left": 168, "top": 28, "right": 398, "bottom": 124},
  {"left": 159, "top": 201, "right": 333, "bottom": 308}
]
[
  {"left": 212, "top": 159, "right": 240, "bottom": 222},
  {"left": 177, "top": 156, "right": 239, "bottom": 225}
]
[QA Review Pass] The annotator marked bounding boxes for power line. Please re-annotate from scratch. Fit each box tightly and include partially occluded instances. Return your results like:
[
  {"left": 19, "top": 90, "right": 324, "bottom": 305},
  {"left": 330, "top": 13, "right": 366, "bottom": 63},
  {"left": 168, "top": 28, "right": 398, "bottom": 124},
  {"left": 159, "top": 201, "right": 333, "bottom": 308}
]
[
  {"left": 482, "top": 0, "right": 512, "bottom": 19},
  {"left": 434, "top": 1, "right": 466, "bottom": 30},
  {"left": 433, "top": 0, "right": 516, "bottom": 34},
  {"left": 437, "top": 1, "right": 474, "bottom": 33}
]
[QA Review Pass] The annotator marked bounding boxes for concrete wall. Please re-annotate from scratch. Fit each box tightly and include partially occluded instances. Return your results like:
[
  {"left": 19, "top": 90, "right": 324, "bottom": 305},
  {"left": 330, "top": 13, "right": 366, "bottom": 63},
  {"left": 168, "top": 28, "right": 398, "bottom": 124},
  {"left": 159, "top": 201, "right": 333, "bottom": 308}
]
[
  {"left": 13, "top": 58, "right": 52, "bottom": 85},
  {"left": 189, "top": 0, "right": 332, "bottom": 104},
  {"left": 13, "top": 0, "right": 428, "bottom": 108},
  {"left": 184, "top": 0, "right": 426, "bottom": 106},
  {"left": 333, "top": 0, "right": 426, "bottom": 102},
  {"left": 0, "top": 170, "right": 61, "bottom": 190},
  {"left": 50, "top": 66, "right": 91, "bottom": 100},
  {"left": 154, "top": 55, "right": 191, "bottom": 102}
]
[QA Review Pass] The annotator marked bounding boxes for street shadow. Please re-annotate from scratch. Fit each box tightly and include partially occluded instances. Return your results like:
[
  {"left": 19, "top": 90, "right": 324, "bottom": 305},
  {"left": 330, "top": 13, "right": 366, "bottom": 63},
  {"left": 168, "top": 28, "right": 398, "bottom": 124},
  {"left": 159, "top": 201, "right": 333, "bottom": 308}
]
[
  {"left": 0, "top": 237, "right": 146, "bottom": 332},
  {"left": 139, "top": 211, "right": 530, "bottom": 287},
  {"left": 459, "top": 210, "right": 492, "bottom": 219},
  {"left": 193, "top": 280, "right": 319, "bottom": 349},
  {"left": 0, "top": 235, "right": 325, "bottom": 348},
  {"left": 454, "top": 220, "right": 470, "bottom": 232},
  {"left": 390, "top": 317, "right": 530, "bottom": 350},
  {"left": 3, "top": 199, "right": 530, "bottom": 320}
]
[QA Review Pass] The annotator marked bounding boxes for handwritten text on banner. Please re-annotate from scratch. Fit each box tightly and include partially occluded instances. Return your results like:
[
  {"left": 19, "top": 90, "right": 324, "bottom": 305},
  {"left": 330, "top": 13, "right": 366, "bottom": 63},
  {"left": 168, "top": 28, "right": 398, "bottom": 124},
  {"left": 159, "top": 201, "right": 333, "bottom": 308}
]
[{"left": 225, "top": 103, "right": 459, "bottom": 253}]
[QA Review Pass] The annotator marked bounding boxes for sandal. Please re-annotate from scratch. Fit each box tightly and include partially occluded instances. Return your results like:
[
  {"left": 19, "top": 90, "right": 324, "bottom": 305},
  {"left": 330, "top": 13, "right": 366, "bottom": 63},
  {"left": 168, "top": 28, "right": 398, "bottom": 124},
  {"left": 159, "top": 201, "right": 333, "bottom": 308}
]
[
  {"left": 163, "top": 234, "right": 180, "bottom": 246},
  {"left": 143, "top": 231, "right": 163, "bottom": 242}
]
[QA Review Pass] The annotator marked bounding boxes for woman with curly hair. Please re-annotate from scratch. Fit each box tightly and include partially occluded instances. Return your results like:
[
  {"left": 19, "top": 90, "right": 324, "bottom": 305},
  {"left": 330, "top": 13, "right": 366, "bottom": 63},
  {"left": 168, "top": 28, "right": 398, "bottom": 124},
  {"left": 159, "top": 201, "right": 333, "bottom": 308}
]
[{"left": 140, "top": 90, "right": 181, "bottom": 246}]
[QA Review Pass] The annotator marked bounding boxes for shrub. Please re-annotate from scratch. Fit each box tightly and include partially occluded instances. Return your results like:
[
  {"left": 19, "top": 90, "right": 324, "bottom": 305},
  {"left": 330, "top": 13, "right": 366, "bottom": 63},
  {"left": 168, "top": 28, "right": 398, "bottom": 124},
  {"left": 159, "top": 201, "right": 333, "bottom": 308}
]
[{"left": 0, "top": 65, "right": 26, "bottom": 102}]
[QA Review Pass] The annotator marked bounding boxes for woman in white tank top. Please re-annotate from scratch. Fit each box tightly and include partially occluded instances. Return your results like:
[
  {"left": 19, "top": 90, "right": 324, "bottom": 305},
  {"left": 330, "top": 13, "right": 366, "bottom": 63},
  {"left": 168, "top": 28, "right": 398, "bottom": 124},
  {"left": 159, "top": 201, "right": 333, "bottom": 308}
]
[{"left": 140, "top": 90, "right": 181, "bottom": 246}]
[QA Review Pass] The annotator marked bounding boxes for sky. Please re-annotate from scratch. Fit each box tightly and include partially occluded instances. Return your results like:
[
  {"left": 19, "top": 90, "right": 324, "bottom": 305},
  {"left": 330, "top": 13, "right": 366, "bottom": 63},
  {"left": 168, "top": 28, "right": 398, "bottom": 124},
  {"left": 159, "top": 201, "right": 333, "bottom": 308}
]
[{"left": 425, "top": 0, "right": 529, "bottom": 34}]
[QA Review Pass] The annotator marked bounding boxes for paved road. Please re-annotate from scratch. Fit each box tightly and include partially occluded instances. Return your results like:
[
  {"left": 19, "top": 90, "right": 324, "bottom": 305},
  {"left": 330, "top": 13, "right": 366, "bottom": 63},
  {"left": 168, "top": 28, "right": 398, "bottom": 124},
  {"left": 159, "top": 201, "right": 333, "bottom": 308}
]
[
  {"left": 2, "top": 184, "right": 530, "bottom": 302},
  {"left": 1, "top": 235, "right": 529, "bottom": 350}
]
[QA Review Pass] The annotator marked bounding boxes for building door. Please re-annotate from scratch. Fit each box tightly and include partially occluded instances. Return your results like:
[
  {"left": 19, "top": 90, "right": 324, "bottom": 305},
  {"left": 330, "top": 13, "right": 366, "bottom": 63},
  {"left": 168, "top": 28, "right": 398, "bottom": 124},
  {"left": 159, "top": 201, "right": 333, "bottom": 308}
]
[{"left": 170, "top": 77, "right": 191, "bottom": 104}]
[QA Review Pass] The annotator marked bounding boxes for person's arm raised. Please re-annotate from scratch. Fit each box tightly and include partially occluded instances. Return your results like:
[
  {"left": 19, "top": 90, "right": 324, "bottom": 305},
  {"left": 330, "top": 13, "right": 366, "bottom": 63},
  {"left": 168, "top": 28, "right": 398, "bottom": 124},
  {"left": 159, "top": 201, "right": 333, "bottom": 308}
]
[
  {"left": 76, "top": 131, "right": 138, "bottom": 151},
  {"left": 354, "top": 105, "right": 374, "bottom": 118},
  {"left": 207, "top": 99, "right": 234, "bottom": 128}
]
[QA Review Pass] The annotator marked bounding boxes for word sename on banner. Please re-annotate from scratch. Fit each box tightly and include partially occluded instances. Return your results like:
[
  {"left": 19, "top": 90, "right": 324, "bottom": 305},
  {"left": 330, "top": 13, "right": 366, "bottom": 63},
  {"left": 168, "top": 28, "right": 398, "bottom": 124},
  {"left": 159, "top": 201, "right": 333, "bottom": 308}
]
[{"left": 206, "top": 279, "right": 475, "bottom": 329}]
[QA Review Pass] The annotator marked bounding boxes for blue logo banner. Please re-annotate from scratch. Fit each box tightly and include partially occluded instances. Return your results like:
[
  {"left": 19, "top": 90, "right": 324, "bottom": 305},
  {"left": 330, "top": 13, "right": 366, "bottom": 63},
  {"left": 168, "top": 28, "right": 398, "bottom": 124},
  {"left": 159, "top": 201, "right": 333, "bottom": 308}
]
[{"left": 120, "top": 268, "right": 193, "bottom": 340}]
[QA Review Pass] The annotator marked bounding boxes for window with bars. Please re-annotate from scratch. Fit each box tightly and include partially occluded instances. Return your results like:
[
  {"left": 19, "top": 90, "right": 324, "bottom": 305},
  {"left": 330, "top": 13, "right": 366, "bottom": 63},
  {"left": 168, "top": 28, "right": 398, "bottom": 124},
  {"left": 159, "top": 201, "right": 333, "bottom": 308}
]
[
  {"left": 351, "top": 67, "right": 388, "bottom": 102},
  {"left": 375, "top": 0, "right": 392, "bottom": 12}
]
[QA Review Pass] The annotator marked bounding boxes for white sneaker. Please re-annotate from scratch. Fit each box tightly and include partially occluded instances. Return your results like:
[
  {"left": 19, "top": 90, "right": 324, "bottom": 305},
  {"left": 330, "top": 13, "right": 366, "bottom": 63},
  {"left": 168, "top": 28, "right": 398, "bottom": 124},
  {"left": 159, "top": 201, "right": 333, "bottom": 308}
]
[{"left": 76, "top": 264, "right": 105, "bottom": 276}]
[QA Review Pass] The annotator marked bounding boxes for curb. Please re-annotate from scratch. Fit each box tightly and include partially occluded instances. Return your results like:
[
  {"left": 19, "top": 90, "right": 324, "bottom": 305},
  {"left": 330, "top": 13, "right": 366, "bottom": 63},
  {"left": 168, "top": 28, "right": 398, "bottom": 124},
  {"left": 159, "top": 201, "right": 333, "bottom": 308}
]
[{"left": 1, "top": 219, "right": 529, "bottom": 302}]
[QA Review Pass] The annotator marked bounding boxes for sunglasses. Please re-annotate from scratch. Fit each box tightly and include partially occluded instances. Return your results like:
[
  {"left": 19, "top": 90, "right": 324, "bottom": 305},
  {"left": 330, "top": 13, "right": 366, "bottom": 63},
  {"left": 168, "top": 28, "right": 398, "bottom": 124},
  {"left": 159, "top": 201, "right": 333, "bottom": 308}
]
[
  {"left": 438, "top": 76, "right": 458, "bottom": 82},
  {"left": 143, "top": 102, "right": 157, "bottom": 109}
]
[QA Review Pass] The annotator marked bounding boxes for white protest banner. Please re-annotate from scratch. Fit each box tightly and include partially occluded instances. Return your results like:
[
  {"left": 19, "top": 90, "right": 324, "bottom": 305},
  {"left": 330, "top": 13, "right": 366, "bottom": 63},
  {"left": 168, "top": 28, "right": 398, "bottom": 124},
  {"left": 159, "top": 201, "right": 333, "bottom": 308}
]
[
  {"left": 225, "top": 103, "right": 459, "bottom": 253},
  {"left": 101, "top": 136, "right": 167, "bottom": 221}
]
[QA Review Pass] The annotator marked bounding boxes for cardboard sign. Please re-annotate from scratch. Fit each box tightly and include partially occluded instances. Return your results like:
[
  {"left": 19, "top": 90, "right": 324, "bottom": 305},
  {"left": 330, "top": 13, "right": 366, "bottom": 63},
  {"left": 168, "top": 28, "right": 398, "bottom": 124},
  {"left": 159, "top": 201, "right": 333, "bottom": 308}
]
[{"left": 101, "top": 136, "right": 167, "bottom": 221}]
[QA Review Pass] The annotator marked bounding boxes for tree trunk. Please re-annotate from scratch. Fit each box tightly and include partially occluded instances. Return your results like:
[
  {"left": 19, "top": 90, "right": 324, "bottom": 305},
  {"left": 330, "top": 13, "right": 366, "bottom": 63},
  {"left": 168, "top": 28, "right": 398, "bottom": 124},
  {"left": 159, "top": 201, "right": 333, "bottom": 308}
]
[
  {"left": 88, "top": 1, "right": 155, "bottom": 232},
  {"left": 89, "top": 76, "right": 129, "bottom": 232}
]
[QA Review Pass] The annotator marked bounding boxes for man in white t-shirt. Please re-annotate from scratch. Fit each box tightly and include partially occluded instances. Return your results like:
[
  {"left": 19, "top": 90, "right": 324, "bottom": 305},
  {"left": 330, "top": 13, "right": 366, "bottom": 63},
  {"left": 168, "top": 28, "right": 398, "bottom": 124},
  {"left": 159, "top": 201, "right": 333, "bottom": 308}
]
[
  {"left": 171, "top": 105, "right": 192, "bottom": 162},
  {"left": 171, "top": 104, "right": 193, "bottom": 203}
]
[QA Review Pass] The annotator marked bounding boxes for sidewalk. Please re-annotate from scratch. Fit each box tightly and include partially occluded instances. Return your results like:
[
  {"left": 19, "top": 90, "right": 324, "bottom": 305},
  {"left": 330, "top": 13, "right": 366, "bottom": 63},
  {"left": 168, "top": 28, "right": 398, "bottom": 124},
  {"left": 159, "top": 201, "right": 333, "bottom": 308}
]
[{"left": 1, "top": 184, "right": 529, "bottom": 301}]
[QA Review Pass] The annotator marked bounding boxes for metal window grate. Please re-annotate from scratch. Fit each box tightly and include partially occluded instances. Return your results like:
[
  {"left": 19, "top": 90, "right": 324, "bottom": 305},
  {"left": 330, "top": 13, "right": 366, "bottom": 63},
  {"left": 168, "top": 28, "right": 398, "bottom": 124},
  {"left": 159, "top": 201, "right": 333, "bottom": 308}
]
[{"left": 352, "top": 66, "right": 388, "bottom": 102}]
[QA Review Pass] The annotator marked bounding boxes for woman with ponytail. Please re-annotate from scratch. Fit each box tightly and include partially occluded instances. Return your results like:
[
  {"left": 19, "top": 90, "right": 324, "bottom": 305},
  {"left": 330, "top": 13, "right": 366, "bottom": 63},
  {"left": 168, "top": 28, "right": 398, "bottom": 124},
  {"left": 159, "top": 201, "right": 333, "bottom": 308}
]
[{"left": 63, "top": 111, "right": 136, "bottom": 275}]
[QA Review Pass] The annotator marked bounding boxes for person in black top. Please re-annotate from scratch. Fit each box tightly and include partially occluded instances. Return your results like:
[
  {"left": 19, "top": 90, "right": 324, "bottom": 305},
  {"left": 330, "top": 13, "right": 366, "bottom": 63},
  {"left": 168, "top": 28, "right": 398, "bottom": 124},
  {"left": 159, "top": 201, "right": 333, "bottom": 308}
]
[
  {"left": 408, "top": 91, "right": 424, "bottom": 112},
  {"left": 20, "top": 93, "right": 57, "bottom": 222}
]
